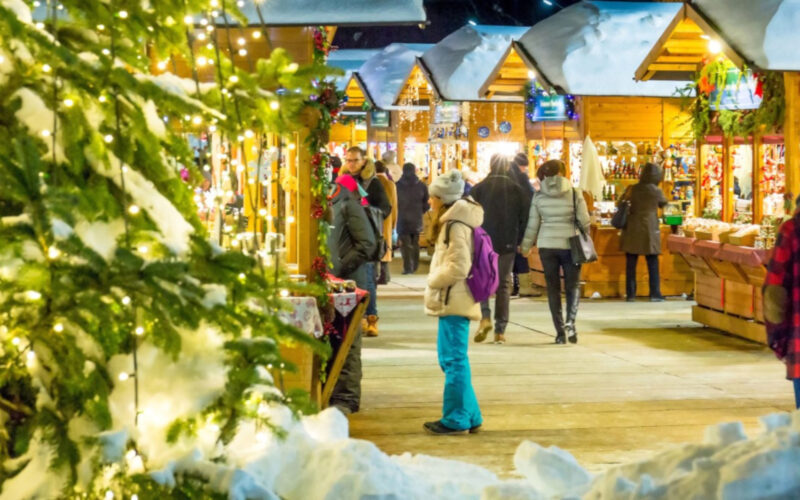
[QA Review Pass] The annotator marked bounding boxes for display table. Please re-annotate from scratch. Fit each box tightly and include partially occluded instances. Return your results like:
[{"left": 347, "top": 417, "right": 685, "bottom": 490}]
[
  {"left": 666, "top": 235, "right": 770, "bottom": 344},
  {"left": 528, "top": 225, "right": 694, "bottom": 298},
  {"left": 277, "top": 288, "right": 369, "bottom": 408}
]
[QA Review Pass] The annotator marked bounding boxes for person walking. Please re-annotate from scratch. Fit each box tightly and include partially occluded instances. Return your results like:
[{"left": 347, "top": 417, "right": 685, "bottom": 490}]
[
  {"left": 470, "top": 154, "right": 528, "bottom": 344},
  {"left": 423, "top": 170, "right": 484, "bottom": 435},
  {"left": 521, "top": 160, "right": 590, "bottom": 344},
  {"left": 619, "top": 162, "right": 668, "bottom": 302},
  {"left": 344, "top": 147, "right": 391, "bottom": 337},
  {"left": 374, "top": 161, "right": 398, "bottom": 288},
  {"left": 763, "top": 195, "right": 800, "bottom": 410},
  {"left": 327, "top": 174, "right": 377, "bottom": 414},
  {"left": 509, "top": 152, "right": 541, "bottom": 298},
  {"left": 396, "top": 162, "right": 429, "bottom": 274},
  {"left": 382, "top": 150, "right": 402, "bottom": 182}
]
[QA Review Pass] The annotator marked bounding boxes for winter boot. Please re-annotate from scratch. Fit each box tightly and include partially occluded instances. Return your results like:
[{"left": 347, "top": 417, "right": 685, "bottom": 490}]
[
  {"left": 518, "top": 272, "right": 543, "bottom": 297},
  {"left": 365, "top": 315, "right": 379, "bottom": 337},
  {"left": 494, "top": 332, "right": 506, "bottom": 344},
  {"left": 474, "top": 318, "right": 492, "bottom": 343},
  {"left": 511, "top": 273, "right": 520, "bottom": 297},
  {"left": 423, "top": 420, "right": 468, "bottom": 436}
]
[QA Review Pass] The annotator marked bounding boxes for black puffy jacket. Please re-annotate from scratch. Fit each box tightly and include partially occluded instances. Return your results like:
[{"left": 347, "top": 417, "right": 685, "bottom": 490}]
[
  {"left": 395, "top": 172, "right": 429, "bottom": 235},
  {"left": 471, "top": 174, "right": 528, "bottom": 255},
  {"left": 329, "top": 186, "right": 377, "bottom": 278}
]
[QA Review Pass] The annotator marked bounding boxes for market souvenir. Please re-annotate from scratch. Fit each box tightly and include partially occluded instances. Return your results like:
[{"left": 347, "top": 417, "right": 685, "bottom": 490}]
[{"left": 569, "top": 189, "right": 598, "bottom": 264}]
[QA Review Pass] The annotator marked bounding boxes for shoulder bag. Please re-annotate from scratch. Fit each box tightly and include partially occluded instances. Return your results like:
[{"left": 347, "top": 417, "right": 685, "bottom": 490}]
[{"left": 568, "top": 189, "right": 598, "bottom": 264}]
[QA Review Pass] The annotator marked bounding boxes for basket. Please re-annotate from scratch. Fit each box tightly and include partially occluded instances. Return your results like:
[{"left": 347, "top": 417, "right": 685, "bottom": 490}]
[{"left": 728, "top": 233, "right": 757, "bottom": 247}]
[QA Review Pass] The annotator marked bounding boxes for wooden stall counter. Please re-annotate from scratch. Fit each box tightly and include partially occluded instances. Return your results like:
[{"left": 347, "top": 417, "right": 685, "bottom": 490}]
[{"left": 529, "top": 225, "right": 694, "bottom": 298}]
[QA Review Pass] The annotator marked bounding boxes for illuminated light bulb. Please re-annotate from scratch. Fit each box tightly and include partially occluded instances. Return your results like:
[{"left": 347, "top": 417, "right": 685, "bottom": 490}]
[
  {"left": 183, "top": 114, "right": 191, "bottom": 121},
  {"left": 252, "top": 31, "right": 262, "bottom": 39},
  {"left": 121, "top": 166, "right": 128, "bottom": 173},
  {"left": 210, "top": 0, "right": 219, "bottom": 7},
  {"left": 97, "top": 24, "right": 105, "bottom": 31},
  {"left": 47, "top": 246, "right": 60, "bottom": 259},
  {"left": 248, "top": 178, "right": 255, "bottom": 185},
  {"left": 197, "top": 56, "right": 207, "bottom": 66},
  {"left": 206, "top": 25, "right": 214, "bottom": 33},
  {"left": 231, "top": 238, "right": 240, "bottom": 247},
  {"left": 208, "top": 58, "right": 215, "bottom": 65},
  {"left": 244, "top": 129, "right": 254, "bottom": 139},
  {"left": 280, "top": 289, "right": 289, "bottom": 298},
  {"left": 35, "top": 22, "right": 45, "bottom": 30},
  {"left": 238, "top": 49, "right": 247, "bottom": 56},
  {"left": 229, "top": 75, "right": 239, "bottom": 84},
  {"left": 237, "top": 37, "right": 246, "bottom": 46},
  {"left": 209, "top": 125, "right": 217, "bottom": 133},
  {"left": 42, "top": 64, "right": 51, "bottom": 73},
  {"left": 105, "top": 491, "right": 114, "bottom": 500},
  {"left": 137, "top": 244, "right": 148, "bottom": 254},
  {"left": 708, "top": 40, "right": 722, "bottom": 54},
  {"left": 197, "top": 32, "right": 207, "bottom": 41},
  {"left": 184, "top": 15, "right": 194, "bottom": 24},
  {"left": 63, "top": 98, "right": 74, "bottom": 107},
  {"left": 266, "top": 215, "right": 273, "bottom": 221},
  {"left": 156, "top": 60, "right": 168, "bottom": 71},
  {"left": 11, "top": 338, "right": 20, "bottom": 346},
  {"left": 128, "top": 205, "right": 140, "bottom": 215},
  {"left": 134, "top": 326, "right": 144, "bottom": 336},
  {"left": 118, "top": 10, "right": 128, "bottom": 19},
  {"left": 203, "top": 164, "right": 211, "bottom": 172},
  {"left": 118, "top": 372, "right": 129, "bottom": 381},
  {"left": 269, "top": 100, "right": 279, "bottom": 110},
  {"left": 237, "top": 0, "right": 245, "bottom": 7},
  {"left": 237, "top": 135, "right": 244, "bottom": 142},
  {"left": 26, "top": 290, "right": 42, "bottom": 300},
  {"left": 288, "top": 143, "right": 296, "bottom": 151},
  {"left": 206, "top": 43, "right": 214, "bottom": 50},
  {"left": 238, "top": 273, "right": 246, "bottom": 280},
  {"left": 41, "top": 129, "right": 51, "bottom": 138},
  {"left": 122, "top": 296, "right": 131, "bottom": 306},
  {"left": 0, "top": 56, "right": 4, "bottom": 64},
  {"left": 200, "top": 18, "right": 208, "bottom": 26},
  {"left": 33, "top": 0, "right": 40, "bottom": 6},
  {"left": 287, "top": 215, "right": 296, "bottom": 223},
  {"left": 53, "top": 323, "right": 64, "bottom": 333},
  {"left": 26, "top": 350, "right": 35, "bottom": 363},
  {"left": 192, "top": 115, "right": 202, "bottom": 125},
  {"left": 258, "top": 208, "right": 267, "bottom": 216},
  {"left": 102, "top": 49, "right": 111, "bottom": 56},
  {"left": 528, "top": 70, "right": 535, "bottom": 80},
  {"left": 131, "top": 495, "right": 139, "bottom": 500},
  {"left": 104, "top": 134, "right": 113, "bottom": 143},
  {"left": 99, "top": 95, "right": 107, "bottom": 103}
]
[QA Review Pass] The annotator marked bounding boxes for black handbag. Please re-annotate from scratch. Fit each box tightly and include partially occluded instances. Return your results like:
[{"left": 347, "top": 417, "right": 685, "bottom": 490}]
[
  {"left": 611, "top": 199, "right": 630, "bottom": 229},
  {"left": 568, "top": 189, "right": 598, "bottom": 264}
]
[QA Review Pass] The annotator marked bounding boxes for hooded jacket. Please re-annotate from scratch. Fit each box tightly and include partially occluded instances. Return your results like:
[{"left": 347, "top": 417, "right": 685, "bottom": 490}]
[
  {"left": 376, "top": 172, "right": 398, "bottom": 262},
  {"left": 357, "top": 160, "right": 392, "bottom": 219},
  {"left": 395, "top": 167, "right": 430, "bottom": 235},
  {"left": 424, "top": 198, "right": 484, "bottom": 321},
  {"left": 329, "top": 183, "right": 377, "bottom": 278},
  {"left": 470, "top": 174, "right": 528, "bottom": 255},
  {"left": 620, "top": 164, "right": 668, "bottom": 255},
  {"left": 521, "top": 176, "right": 590, "bottom": 252}
]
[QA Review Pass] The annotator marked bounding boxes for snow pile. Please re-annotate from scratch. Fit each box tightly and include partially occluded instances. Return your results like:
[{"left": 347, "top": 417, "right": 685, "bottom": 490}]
[
  {"left": 421, "top": 25, "right": 527, "bottom": 101},
  {"left": 695, "top": 0, "right": 800, "bottom": 71},
  {"left": 517, "top": 1, "right": 686, "bottom": 96},
  {"left": 236, "top": 0, "right": 426, "bottom": 26},
  {"left": 357, "top": 43, "right": 432, "bottom": 109}
]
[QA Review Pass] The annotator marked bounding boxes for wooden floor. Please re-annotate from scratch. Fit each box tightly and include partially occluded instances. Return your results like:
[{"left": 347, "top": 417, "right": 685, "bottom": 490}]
[{"left": 348, "top": 269, "right": 795, "bottom": 476}]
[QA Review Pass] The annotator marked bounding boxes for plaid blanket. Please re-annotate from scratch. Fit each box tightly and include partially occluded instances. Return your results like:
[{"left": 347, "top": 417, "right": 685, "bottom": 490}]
[{"left": 764, "top": 213, "right": 800, "bottom": 380}]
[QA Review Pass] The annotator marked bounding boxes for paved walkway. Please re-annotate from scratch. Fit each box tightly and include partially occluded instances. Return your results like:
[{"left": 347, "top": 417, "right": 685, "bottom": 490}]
[{"left": 348, "top": 267, "right": 795, "bottom": 476}]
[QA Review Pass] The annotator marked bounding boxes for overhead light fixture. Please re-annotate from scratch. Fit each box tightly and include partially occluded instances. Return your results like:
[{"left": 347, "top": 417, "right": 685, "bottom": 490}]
[
  {"left": 543, "top": 0, "right": 553, "bottom": 5},
  {"left": 528, "top": 70, "right": 536, "bottom": 80},
  {"left": 468, "top": 20, "right": 477, "bottom": 26}
]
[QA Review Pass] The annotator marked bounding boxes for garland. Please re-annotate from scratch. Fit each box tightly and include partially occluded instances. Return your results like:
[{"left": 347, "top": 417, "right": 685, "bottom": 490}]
[{"left": 682, "top": 58, "right": 785, "bottom": 140}]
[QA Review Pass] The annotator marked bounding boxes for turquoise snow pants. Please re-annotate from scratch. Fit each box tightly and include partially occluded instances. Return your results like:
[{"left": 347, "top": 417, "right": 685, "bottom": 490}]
[{"left": 437, "top": 316, "right": 482, "bottom": 430}]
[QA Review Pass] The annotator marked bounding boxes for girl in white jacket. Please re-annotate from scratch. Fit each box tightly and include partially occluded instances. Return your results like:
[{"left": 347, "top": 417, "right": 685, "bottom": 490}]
[{"left": 423, "top": 170, "right": 484, "bottom": 435}]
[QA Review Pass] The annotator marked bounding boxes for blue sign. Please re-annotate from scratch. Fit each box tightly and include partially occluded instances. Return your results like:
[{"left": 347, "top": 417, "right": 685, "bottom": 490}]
[
  {"left": 710, "top": 69, "right": 762, "bottom": 111},
  {"left": 531, "top": 93, "right": 569, "bottom": 122},
  {"left": 477, "top": 126, "right": 490, "bottom": 138},
  {"left": 498, "top": 121, "right": 512, "bottom": 134},
  {"left": 370, "top": 110, "right": 390, "bottom": 128},
  {"left": 434, "top": 101, "right": 461, "bottom": 124}
]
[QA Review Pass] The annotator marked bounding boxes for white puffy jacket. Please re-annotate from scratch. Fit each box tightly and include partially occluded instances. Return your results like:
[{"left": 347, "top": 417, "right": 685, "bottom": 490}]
[{"left": 424, "top": 198, "right": 484, "bottom": 321}]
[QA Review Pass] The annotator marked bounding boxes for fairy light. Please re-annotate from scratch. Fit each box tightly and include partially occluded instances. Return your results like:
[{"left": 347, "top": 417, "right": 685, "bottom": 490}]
[
  {"left": 97, "top": 24, "right": 105, "bottom": 31},
  {"left": 192, "top": 115, "right": 203, "bottom": 125},
  {"left": 200, "top": 18, "right": 209, "bottom": 26},
  {"left": 102, "top": 49, "right": 111, "bottom": 55},
  {"left": 252, "top": 31, "right": 261, "bottom": 39},
  {"left": 118, "top": 10, "right": 128, "bottom": 19},
  {"left": 206, "top": 43, "right": 214, "bottom": 50},
  {"left": 47, "top": 246, "right": 60, "bottom": 259},
  {"left": 134, "top": 326, "right": 144, "bottom": 336},
  {"left": 238, "top": 273, "right": 246, "bottom": 280},
  {"left": 237, "top": 37, "right": 246, "bottom": 46},
  {"left": 53, "top": 323, "right": 64, "bottom": 333},
  {"left": 156, "top": 60, "right": 168, "bottom": 71},
  {"left": 229, "top": 75, "right": 239, "bottom": 84},
  {"left": 238, "top": 49, "right": 247, "bottom": 56},
  {"left": 11, "top": 338, "right": 20, "bottom": 347},
  {"left": 99, "top": 95, "right": 107, "bottom": 103},
  {"left": 35, "top": 22, "right": 45, "bottom": 30},
  {"left": 104, "top": 491, "right": 114, "bottom": 500},
  {"left": 184, "top": 15, "right": 194, "bottom": 24},
  {"left": 42, "top": 63, "right": 51, "bottom": 73},
  {"left": 258, "top": 208, "right": 267, "bottom": 216},
  {"left": 25, "top": 290, "right": 42, "bottom": 300},
  {"left": 63, "top": 98, "right": 74, "bottom": 108},
  {"left": 41, "top": 129, "right": 51, "bottom": 138},
  {"left": 128, "top": 205, "right": 140, "bottom": 215},
  {"left": 197, "top": 56, "right": 207, "bottom": 66},
  {"left": 118, "top": 372, "right": 130, "bottom": 381},
  {"left": 280, "top": 289, "right": 290, "bottom": 298},
  {"left": 104, "top": 134, "right": 114, "bottom": 143},
  {"left": 244, "top": 129, "right": 254, "bottom": 139},
  {"left": 270, "top": 100, "right": 279, "bottom": 110},
  {"left": 122, "top": 296, "right": 131, "bottom": 306},
  {"left": 137, "top": 244, "right": 148, "bottom": 254}
]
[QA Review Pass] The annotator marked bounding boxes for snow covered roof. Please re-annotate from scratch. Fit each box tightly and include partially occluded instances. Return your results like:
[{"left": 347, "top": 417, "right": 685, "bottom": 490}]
[
  {"left": 692, "top": 0, "right": 800, "bottom": 71},
  {"left": 328, "top": 49, "right": 382, "bottom": 92},
  {"left": 420, "top": 25, "right": 529, "bottom": 102},
  {"left": 515, "top": 1, "right": 687, "bottom": 97},
  {"left": 356, "top": 43, "right": 432, "bottom": 109},
  {"left": 236, "top": 0, "right": 426, "bottom": 26}
]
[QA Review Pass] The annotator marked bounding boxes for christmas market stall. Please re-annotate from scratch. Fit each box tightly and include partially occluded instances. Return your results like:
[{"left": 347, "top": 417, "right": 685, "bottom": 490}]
[
  {"left": 327, "top": 49, "right": 381, "bottom": 155},
  {"left": 394, "top": 24, "right": 527, "bottom": 181},
  {"left": 636, "top": 0, "right": 800, "bottom": 343},
  {"left": 511, "top": 0, "right": 696, "bottom": 299}
]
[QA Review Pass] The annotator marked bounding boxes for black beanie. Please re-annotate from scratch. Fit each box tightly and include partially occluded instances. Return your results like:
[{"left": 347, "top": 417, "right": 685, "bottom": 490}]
[{"left": 513, "top": 152, "right": 529, "bottom": 168}]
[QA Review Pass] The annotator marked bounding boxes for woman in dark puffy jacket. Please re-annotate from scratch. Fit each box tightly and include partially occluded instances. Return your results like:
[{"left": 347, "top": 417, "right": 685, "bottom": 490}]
[{"left": 619, "top": 163, "right": 667, "bottom": 302}]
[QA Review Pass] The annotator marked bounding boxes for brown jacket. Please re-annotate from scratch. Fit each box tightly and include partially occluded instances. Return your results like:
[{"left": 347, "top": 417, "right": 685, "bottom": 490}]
[
  {"left": 619, "top": 164, "right": 668, "bottom": 255},
  {"left": 376, "top": 173, "right": 398, "bottom": 262}
]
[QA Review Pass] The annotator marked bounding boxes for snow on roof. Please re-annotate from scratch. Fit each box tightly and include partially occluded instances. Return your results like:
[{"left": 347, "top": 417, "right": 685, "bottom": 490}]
[
  {"left": 517, "top": 1, "right": 687, "bottom": 97},
  {"left": 328, "top": 49, "right": 382, "bottom": 92},
  {"left": 357, "top": 43, "right": 432, "bottom": 109},
  {"left": 420, "top": 25, "right": 529, "bottom": 102},
  {"left": 236, "top": 0, "right": 426, "bottom": 26},
  {"left": 693, "top": 0, "right": 800, "bottom": 71}
]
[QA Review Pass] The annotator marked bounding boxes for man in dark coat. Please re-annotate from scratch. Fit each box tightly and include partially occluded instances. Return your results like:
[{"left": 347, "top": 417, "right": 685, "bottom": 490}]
[
  {"left": 470, "top": 154, "right": 528, "bottom": 344},
  {"left": 344, "top": 146, "right": 391, "bottom": 337},
  {"left": 619, "top": 163, "right": 668, "bottom": 302},
  {"left": 395, "top": 162, "right": 429, "bottom": 274},
  {"left": 328, "top": 174, "right": 377, "bottom": 414},
  {"left": 509, "top": 152, "right": 541, "bottom": 297}
]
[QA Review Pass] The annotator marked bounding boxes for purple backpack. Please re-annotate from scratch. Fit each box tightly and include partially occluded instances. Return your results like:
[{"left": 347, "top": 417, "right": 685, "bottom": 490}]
[{"left": 445, "top": 222, "right": 499, "bottom": 303}]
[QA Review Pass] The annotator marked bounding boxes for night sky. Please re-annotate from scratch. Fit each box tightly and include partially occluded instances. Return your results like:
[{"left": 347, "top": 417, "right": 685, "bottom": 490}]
[{"left": 333, "top": 0, "right": 582, "bottom": 48}]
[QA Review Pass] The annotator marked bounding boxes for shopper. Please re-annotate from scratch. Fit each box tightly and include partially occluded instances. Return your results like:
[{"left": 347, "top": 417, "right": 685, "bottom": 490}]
[
  {"left": 509, "top": 152, "right": 541, "bottom": 298},
  {"left": 470, "top": 154, "right": 528, "bottom": 344},
  {"left": 521, "top": 160, "right": 590, "bottom": 344},
  {"left": 328, "top": 174, "right": 377, "bottom": 414},
  {"left": 619, "top": 162, "right": 668, "bottom": 302},
  {"left": 763, "top": 195, "right": 800, "bottom": 410},
  {"left": 396, "top": 162, "right": 429, "bottom": 274},
  {"left": 423, "top": 170, "right": 483, "bottom": 435},
  {"left": 330, "top": 156, "right": 342, "bottom": 183},
  {"left": 344, "top": 147, "right": 391, "bottom": 337},
  {"left": 382, "top": 150, "right": 402, "bottom": 182},
  {"left": 374, "top": 161, "right": 398, "bottom": 287}
]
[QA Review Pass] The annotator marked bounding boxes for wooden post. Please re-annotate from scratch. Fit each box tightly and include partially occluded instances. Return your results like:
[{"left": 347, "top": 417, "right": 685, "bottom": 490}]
[
  {"left": 696, "top": 142, "right": 706, "bottom": 217},
  {"left": 722, "top": 136, "right": 734, "bottom": 222},
  {"left": 753, "top": 134, "right": 764, "bottom": 223},
  {"left": 784, "top": 72, "right": 800, "bottom": 203},
  {"left": 296, "top": 127, "right": 316, "bottom": 277}
]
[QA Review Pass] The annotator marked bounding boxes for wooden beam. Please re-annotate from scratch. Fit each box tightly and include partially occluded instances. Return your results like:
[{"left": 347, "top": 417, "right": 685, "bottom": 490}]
[
  {"left": 647, "top": 63, "right": 701, "bottom": 72},
  {"left": 784, "top": 72, "right": 800, "bottom": 203},
  {"left": 635, "top": 4, "right": 687, "bottom": 81},
  {"left": 655, "top": 55, "right": 704, "bottom": 64},
  {"left": 512, "top": 41, "right": 558, "bottom": 92},
  {"left": 685, "top": 4, "right": 748, "bottom": 69},
  {"left": 478, "top": 44, "right": 516, "bottom": 99}
]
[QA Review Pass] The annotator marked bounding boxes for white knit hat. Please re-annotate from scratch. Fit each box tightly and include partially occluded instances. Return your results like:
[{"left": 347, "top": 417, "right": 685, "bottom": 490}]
[{"left": 429, "top": 170, "right": 465, "bottom": 205}]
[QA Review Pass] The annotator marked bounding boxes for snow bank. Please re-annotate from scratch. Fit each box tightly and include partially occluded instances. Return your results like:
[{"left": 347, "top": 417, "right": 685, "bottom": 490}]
[
  {"left": 421, "top": 25, "right": 527, "bottom": 101},
  {"left": 357, "top": 43, "right": 431, "bottom": 109},
  {"left": 517, "top": 1, "right": 686, "bottom": 96}
]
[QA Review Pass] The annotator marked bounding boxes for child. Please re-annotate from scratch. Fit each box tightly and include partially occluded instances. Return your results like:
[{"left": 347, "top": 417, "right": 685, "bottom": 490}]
[{"left": 423, "top": 170, "right": 484, "bottom": 435}]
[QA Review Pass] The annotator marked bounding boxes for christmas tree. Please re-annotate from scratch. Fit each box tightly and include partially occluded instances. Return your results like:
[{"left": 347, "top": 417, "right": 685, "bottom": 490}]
[{"left": 0, "top": 0, "right": 335, "bottom": 497}]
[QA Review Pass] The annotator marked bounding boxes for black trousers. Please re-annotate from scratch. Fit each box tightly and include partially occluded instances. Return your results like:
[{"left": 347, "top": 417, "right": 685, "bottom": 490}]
[
  {"left": 399, "top": 233, "right": 420, "bottom": 273},
  {"left": 539, "top": 248, "right": 582, "bottom": 336},
  {"left": 625, "top": 253, "right": 661, "bottom": 299}
]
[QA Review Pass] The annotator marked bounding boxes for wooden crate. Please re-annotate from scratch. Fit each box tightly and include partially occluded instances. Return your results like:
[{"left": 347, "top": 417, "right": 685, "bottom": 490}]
[
  {"left": 696, "top": 275, "right": 724, "bottom": 311},
  {"left": 708, "top": 259, "right": 749, "bottom": 283},
  {"left": 723, "top": 280, "right": 755, "bottom": 319},
  {"left": 740, "top": 264, "right": 767, "bottom": 287},
  {"left": 754, "top": 286, "right": 765, "bottom": 323},
  {"left": 277, "top": 343, "right": 320, "bottom": 403},
  {"left": 692, "top": 306, "right": 766, "bottom": 345}
]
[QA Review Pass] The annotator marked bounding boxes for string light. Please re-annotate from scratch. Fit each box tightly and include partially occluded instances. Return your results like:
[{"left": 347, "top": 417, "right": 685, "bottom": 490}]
[
  {"left": 41, "top": 129, "right": 51, "bottom": 138},
  {"left": 238, "top": 49, "right": 247, "bottom": 56},
  {"left": 244, "top": 129, "right": 254, "bottom": 139},
  {"left": 97, "top": 24, "right": 105, "bottom": 31},
  {"left": 156, "top": 60, "right": 168, "bottom": 71},
  {"left": 206, "top": 43, "right": 214, "bottom": 51},
  {"left": 47, "top": 246, "right": 61, "bottom": 259},
  {"left": 42, "top": 63, "right": 51, "bottom": 73},
  {"left": 280, "top": 289, "right": 290, "bottom": 297},
  {"left": 128, "top": 205, "right": 140, "bottom": 215},
  {"left": 122, "top": 296, "right": 131, "bottom": 306},
  {"left": 270, "top": 100, "right": 279, "bottom": 110},
  {"left": 118, "top": 10, "right": 128, "bottom": 19},
  {"left": 11, "top": 338, "right": 20, "bottom": 346},
  {"left": 134, "top": 326, "right": 144, "bottom": 336},
  {"left": 184, "top": 15, "right": 194, "bottom": 24},
  {"left": 252, "top": 31, "right": 261, "bottom": 39},
  {"left": 137, "top": 244, "right": 148, "bottom": 253},
  {"left": 237, "top": 37, "right": 246, "bottom": 46},
  {"left": 63, "top": 98, "right": 74, "bottom": 107},
  {"left": 102, "top": 49, "right": 111, "bottom": 56},
  {"left": 197, "top": 56, "right": 207, "bottom": 66},
  {"left": 192, "top": 115, "right": 203, "bottom": 125},
  {"left": 53, "top": 323, "right": 64, "bottom": 333},
  {"left": 99, "top": 95, "right": 107, "bottom": 103},
  {"left": 229, "top": 75, "right": 239, "bottom": 84},
  {"left": 104, "top": 134, "right": 114, "bottom": 143},
  {"left": 25, "top": 290, "right": 42, "bottom": 300},
  {"left": 35, "top": 22, "right": 45, "bottom": 30},
  {"left": 118, "top": 372, "right": 130, "bottom": 381}
]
